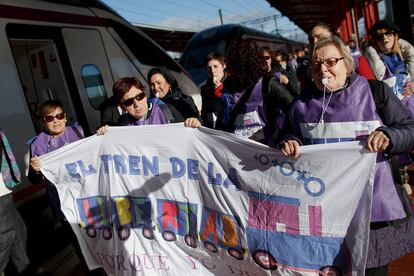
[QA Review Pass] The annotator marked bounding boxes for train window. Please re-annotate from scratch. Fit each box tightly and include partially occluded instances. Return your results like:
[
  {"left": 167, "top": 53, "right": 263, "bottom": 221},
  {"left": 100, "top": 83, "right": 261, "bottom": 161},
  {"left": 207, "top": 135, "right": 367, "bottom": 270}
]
[{"left": 81, "top": 65, "right": 107, "bottom": 110}]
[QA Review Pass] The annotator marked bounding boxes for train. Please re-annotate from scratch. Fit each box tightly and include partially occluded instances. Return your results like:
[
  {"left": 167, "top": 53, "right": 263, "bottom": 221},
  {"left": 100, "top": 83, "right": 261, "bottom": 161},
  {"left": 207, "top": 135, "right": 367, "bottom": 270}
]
[
  {"left": 0, "top": 0, "right": 200, "bottom": 197},
  {"left": 179, "top": 24, "right": 306, "bottom": 86}
]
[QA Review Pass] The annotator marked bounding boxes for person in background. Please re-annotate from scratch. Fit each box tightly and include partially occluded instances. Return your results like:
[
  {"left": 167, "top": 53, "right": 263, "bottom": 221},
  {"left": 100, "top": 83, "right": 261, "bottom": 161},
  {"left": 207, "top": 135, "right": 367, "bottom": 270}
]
[
  {"left": 274, "top": 50, "right": 300, "bottom": 97},
  {"left": 99, "top": 95, "right": 124, "bottom": 126},
  {"left": 0, "top": 129, "right": 30, "bottom": 276},
  {"left": 364, "top": 20, "right": 414, "bottom": 102},
  {"left": 348, "top": 39, "right": 360, "bottom": 55},
  {"left": 294, "top": 47, "right": 311, "bottom": 91},
  {"left": 147, "top": 67, "right": 200, "bottom": 121},
  {"left": 97, "top": 77, "right": 200, "bottom": 134},
  {"left": 280, "top": 36, "right": 414, "bottom": 276},
  {"left": 215, "top": 39, "right": 294, "bottom": 147},
  {"left": 200, "top": 52, "right": 227, "bottom": 128},
  {"left": 28, "top": 100, "right": 101, "bottom": 276},
  {"left": 287, "top": 52, "right": 298, "bottom": 70},
  {"left": 310, "top": 22, "right": 375, "bottom": 80}
]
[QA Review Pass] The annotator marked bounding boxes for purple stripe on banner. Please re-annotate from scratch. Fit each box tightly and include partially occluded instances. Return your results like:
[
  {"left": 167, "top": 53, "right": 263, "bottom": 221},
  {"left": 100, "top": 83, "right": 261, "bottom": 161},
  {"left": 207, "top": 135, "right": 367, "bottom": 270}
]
[
  {"left": 248, "top": 197, "right": 300, "bottom": 235},
  {"left": 308, "top": 205, "right": 322, "bottom": 236}
]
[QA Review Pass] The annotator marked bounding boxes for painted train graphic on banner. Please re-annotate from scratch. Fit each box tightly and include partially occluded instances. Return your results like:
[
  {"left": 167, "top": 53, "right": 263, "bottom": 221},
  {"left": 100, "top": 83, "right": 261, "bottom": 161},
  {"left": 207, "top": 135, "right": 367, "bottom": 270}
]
[{"left": 76, "top": 190, "right": 347, "bottom": 276}]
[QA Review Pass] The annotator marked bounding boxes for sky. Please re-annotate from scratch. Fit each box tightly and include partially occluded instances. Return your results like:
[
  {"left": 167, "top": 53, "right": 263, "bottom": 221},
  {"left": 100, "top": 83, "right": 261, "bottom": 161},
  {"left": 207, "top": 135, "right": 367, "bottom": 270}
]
[{"left": 101, "top": 0, "right": 308, "bottom": 43}]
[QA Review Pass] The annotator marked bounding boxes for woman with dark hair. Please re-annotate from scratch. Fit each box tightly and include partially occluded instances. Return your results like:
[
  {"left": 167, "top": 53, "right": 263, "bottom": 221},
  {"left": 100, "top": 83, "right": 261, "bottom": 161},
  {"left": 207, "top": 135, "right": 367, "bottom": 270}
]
[
  {"left": 216, "top": 39, "right": 294, "bottom": 147},
  {"left": 147, "top": 67, "right": 200, "bottom": 120}
]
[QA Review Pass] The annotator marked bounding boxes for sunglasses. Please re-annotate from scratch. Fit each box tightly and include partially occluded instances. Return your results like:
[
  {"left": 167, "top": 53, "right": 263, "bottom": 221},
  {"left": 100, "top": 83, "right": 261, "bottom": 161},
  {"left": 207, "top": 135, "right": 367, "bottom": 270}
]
[
  {"left": 44, "top": 112, "right": 65, "bottom": 122},
  {"left": 375, "top": 30, "right": 394, "bottom": 39},
  {"left": 310, "top": 57, "right": 344, "bottom": 69},
  {"left": 122, "top": 93, "right": 146, "bottom": 106},
  {"left": 263, "top": 55, "right": 272, "bottom": 60}
]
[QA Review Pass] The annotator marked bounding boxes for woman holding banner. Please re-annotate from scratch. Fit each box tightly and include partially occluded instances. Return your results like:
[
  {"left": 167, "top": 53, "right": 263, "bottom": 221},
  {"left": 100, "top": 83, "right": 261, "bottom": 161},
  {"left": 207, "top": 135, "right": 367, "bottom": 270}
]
[
  {"left": 28, "top": 100, "right": 102, "bottom": 276},
  {"left": 97, "top": 77, "right": 201, "bottom": 134},
  {"left": 280, "top": 36, "right": 414, "bottom": 275}
]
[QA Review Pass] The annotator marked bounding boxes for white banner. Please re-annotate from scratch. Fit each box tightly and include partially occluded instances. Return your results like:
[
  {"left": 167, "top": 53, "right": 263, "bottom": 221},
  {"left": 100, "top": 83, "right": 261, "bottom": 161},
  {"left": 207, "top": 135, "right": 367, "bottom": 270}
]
[{"left": 40, "top": 124, "right": 377, "bottom": 276}]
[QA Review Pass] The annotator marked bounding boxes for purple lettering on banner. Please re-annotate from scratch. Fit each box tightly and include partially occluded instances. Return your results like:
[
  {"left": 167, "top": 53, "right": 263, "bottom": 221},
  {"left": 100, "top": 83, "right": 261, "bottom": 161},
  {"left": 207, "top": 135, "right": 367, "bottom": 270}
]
[
  {"left": 96, "top": 252, "right": 106, "bottom": 265},
  {"left": 158, "top": 255, "right": 170, "bottom": 271},
  {"left": 308, "top": 205, "right": 322, "bottom": 236},
  {"left": 116, "top": 254, "right": 127, "bottom": 271},
  {"left": 143, "top": 254, "right": 155, "bottom": 269},
  {"left": 105, "top": 254, "right": 115, "bottom": 268},
  {"left": 186, "top": 255, "right": 199, "bottom": 269},
  {"left": 129, "top": 254, "right": 142, "bottom": 272}
]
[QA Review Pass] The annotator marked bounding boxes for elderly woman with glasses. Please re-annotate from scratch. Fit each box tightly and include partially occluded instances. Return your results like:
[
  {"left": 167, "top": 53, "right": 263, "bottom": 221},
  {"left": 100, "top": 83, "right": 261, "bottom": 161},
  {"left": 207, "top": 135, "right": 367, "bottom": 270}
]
[
  {"left": 28, "top": 100, "right": 103, "bottom": 274},
  {"left": 97, "top": 77, "right": 200, "bottom": 134},
  {"left": 29, "top": 100, "right": 84, "bottom": 221},
  {"left": 280, "top": 36, "right": 414, "bottom": 275},
  {"left": 364, "top": 20, "right": 414, "bottom": 103}
]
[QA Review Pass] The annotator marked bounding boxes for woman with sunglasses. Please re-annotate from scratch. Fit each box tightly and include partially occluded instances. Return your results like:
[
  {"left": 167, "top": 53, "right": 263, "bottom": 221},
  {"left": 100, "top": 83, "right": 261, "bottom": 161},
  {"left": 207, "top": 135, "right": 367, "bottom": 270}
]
[
  {"left": 29, "top": 100, "right": 84, "bottom": 220},
  {"left": 364, "top": 20, "right": 414, "bottom": 104},
  {"left": 97, "top": 77, "right": 200, "bottom": 134},
  {"left": 28, "top": 100, "right": 102, "bottom": 275},
  {"left": 280, "top": 36, "right": 414, "bottom": 275}
]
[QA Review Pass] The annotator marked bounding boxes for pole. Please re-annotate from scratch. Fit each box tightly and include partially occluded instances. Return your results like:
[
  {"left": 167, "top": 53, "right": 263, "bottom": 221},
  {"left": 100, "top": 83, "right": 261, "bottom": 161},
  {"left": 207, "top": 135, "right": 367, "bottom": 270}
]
[
  {"left": 219, "top": 9, "right": 223, "bottom": 25},
  {"left": 273, "top": 15, "right": 278, "bottom": 35}
]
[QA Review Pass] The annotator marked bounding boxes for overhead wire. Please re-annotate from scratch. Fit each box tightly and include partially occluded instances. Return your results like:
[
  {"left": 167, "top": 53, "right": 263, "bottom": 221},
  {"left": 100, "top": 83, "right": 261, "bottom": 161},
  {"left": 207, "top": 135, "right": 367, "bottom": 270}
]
[
  {"left": 109, "top": 0, "right": 206, "bottom": 29},
  {"left": 197, "top": 0, "right": 251, "bottom": 21},
  {"left": 105, "top": 0, "right": 302, "bottom": 36}
]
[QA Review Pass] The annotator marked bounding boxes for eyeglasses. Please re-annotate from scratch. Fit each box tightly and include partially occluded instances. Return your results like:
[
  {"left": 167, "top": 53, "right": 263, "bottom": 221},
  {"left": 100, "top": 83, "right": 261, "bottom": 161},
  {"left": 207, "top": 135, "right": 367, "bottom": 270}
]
[
  {"left": 121, "top": 93, "right": 146, "bottom": 106},
  {"left": 374, "top": 30, "right": 394, "bottom": 40},
  {"left": 263, "top": 55, "right": 272, "bottom": 60},
  {"left": 44, "top": 112, "right": 65, "bottom": 122},
  {"left": 310, "top": 57, "right": 344, "bottom": 69}
]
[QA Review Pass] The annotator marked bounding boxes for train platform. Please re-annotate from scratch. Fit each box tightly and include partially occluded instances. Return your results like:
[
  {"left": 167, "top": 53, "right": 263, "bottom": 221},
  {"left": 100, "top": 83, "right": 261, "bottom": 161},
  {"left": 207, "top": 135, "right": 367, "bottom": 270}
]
[{"left": 4, "top": 186, "right": 414, "bottom": 276}]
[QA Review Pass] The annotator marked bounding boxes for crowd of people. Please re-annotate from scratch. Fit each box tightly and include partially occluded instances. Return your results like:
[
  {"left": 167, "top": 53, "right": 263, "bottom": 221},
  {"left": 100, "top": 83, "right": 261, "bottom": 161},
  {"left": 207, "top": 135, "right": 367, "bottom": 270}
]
[{"left": 1, "top": 19, "right": 414, "bottom": 276}]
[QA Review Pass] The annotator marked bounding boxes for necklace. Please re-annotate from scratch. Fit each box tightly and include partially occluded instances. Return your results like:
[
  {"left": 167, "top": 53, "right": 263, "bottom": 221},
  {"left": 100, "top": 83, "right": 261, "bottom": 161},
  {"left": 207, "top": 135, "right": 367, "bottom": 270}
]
[
  {"left": 318, "top": 79, "right": 349, "bottom": 124},
  {"left": 319, "top": 86, "right": 333, "bottom": 124}
]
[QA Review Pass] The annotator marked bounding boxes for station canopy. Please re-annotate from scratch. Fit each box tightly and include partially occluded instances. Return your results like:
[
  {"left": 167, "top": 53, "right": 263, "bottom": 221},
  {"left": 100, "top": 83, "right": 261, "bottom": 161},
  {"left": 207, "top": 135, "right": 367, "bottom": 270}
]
[{"left": 136, "top": 24, "right": 195, "bottom": 53}]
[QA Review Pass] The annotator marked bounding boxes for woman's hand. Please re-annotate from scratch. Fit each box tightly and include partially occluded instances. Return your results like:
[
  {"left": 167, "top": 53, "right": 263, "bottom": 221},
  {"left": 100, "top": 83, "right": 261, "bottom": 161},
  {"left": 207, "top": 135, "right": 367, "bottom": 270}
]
[
  {"left": 281, "top": 140, "right": 301, "bottom": 158},
  {"left": 184, "top": 118, "right": 201, "bottom": 128},
  {"left": 403, "top": 81, "right": 414, "bottom": 97},
  {"left": 97, "top": 125, "right": 109, "bottom": 135},
  {"left": 213, "top": 76, "right": 222, "bottom": 88},
  {"left": 279, "top": 74, "right": 289, "bottom": 85},
  {"left": 30, "top": 156, "right": 41, "bottom": 173},
  {"left": 366, "top": 130, "right": 390, "bottom": 152}
]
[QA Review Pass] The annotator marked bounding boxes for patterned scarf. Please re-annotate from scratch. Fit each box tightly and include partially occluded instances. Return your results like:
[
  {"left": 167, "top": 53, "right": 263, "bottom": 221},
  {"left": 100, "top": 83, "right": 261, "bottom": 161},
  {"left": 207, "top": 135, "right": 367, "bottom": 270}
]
[{"left": 0, "top": 129, "right": 21, "bottom": 188}]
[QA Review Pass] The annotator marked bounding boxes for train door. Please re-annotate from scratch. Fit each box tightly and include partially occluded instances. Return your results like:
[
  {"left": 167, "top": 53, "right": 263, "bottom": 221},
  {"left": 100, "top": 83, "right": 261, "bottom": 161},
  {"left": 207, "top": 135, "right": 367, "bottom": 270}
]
[
  {"left": 10, "top": 39, "right": 78, "bottom": 134},
  {"left": 61, "top": 28, "right": 114, "bottom": 131}
]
